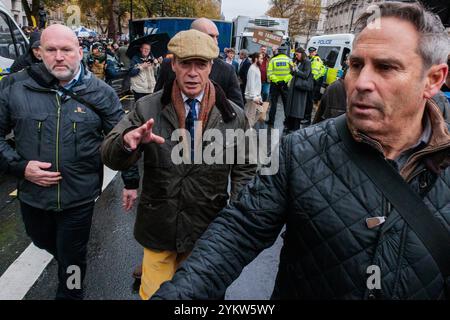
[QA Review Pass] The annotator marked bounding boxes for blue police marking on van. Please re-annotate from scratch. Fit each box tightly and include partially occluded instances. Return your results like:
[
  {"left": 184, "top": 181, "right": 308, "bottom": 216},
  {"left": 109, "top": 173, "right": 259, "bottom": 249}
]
[{"left": 318, "top": 40, "right": 333, "bottom": 45}]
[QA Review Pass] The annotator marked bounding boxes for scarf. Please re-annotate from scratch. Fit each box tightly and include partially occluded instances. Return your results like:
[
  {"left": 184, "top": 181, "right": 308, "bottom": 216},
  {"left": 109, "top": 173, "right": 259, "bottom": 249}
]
[{"left": 171, "top": 79, "right": 216, "bottom": 131}]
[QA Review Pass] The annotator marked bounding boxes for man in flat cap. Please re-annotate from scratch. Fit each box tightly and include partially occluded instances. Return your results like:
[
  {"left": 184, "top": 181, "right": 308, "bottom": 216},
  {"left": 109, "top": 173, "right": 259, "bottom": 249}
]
[{"left": 101, "top": 29, "right": 256, "bottom": 299}]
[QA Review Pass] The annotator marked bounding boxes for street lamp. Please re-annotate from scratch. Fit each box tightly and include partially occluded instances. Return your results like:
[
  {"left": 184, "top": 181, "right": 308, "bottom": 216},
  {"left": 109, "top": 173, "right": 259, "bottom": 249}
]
[
  {"left": 130, "top": 0, "right": 133, "bottom": 21},
  {"left": 349, "top": 3, "right": 358, "bottom": 33}
]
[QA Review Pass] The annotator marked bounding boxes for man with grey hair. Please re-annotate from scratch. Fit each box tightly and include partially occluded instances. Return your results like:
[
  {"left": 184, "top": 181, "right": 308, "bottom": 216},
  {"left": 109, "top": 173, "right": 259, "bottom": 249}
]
[
  {"left": 152, "top": 1, "right": 450, "bottom": 300},
  {"left": 0, "top": 24, "right": 138, "bottom": 299},
  {"left": 238, "top": 49, "right": 251, "bottom": 103}
]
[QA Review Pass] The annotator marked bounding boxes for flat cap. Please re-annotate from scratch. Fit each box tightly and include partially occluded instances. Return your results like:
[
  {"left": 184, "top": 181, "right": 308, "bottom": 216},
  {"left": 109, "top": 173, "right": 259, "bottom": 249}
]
[
  {"left": 308, "top": 47, "right": 317, "bottom": 52},
  {"left": 168, "top": 29, "right": 219, "bottom": 61}
]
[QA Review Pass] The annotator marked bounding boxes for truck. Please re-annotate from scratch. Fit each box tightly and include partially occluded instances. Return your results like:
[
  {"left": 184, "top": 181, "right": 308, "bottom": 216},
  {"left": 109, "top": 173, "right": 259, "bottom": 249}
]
[
  {"left": 232, "top": 15, "right": 290, "bottom": 55},
  {"left": 129, "top": 17, "right": 233, "bottom": 53}
]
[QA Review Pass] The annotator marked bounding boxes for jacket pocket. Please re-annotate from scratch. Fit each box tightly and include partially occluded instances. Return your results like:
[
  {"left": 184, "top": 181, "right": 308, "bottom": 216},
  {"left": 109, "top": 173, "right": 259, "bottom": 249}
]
[
  {"left": 67, "top": 112, "right": 101, "bottom": 161},
  {"left": 14, "top": 113, "right": 49, "bottom": 160}
]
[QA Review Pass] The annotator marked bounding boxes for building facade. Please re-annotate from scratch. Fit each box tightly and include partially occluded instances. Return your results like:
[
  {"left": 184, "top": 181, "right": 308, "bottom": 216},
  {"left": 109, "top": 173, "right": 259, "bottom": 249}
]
[
  {"left": 2, "top": 0, "right": 65, "bottom": 28},
  {"left": 324, "top": 0, "right": 385, "bottom": 34},
  {"left": 4, "top": 0, "right": 29, "bottom": 27}
]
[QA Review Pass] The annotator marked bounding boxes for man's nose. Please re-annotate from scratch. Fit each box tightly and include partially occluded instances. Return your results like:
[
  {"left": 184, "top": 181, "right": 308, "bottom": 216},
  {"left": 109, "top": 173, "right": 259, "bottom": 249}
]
[
  {"left": 55, "top": 50, "right": 64, "bottom": 61},
  {"left": 186, "top": 65, "right": 199, "bottom": 77},
  {"left": 353, "top": 65, "right": 376, "bottom": 93}
]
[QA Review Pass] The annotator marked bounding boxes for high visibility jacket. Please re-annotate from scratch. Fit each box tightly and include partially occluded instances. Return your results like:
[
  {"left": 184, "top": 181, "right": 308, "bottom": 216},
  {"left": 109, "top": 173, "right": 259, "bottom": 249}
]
[
  {"left": 267, "top": 54, "right": 292, "bottom": 84},
  {"left": 311, "top": 55, "right": 326, "bottom": 80}
]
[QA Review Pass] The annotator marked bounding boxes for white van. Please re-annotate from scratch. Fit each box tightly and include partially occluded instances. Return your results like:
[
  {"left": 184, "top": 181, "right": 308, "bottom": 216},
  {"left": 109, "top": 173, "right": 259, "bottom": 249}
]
[
  {"left": 0, "top": 1, "right": 29, "bottom": 78},
  {"left": 306, "top": 33, "right": 354, "bottom": 85}
]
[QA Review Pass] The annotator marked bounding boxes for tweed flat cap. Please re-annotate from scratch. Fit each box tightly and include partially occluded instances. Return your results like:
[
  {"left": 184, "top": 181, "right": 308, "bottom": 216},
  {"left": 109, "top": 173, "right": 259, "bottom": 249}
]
[{"left": 168, "top": 29, "right": 219, "bottom": 61}]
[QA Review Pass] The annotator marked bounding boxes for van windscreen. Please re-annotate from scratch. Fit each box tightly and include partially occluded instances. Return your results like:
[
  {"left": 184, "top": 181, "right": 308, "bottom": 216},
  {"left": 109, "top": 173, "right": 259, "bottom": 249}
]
[{"left": 317, "top": 46, "right": 340, "bottom": 68}]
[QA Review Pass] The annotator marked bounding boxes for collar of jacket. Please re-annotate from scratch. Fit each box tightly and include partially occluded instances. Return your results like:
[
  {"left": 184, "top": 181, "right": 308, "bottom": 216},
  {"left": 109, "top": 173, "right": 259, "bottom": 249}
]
[
  {"left": 348, "top": 99, "right": 450, "bottom": 179},
  {"left": 160, "top": 79, "right": 237, "bottom": 123},
  {"left": 25, "top": 62, "right": 94, "bottom": 93}
]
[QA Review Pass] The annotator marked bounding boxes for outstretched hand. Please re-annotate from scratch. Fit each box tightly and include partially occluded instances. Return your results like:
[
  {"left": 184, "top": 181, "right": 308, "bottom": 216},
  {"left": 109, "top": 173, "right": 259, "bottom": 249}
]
[{"left": 123, "top": 119, "right": 165, "bottom": 151}]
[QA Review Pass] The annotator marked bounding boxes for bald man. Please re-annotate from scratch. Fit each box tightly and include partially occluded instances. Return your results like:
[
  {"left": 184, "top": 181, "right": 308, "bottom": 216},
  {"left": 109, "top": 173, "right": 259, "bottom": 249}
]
[
  {"left": 0, "top": 24, "right": 139, "bottom": 299},
  {"left": 154, "top": 17, "right": 243, "bottom": 108}
]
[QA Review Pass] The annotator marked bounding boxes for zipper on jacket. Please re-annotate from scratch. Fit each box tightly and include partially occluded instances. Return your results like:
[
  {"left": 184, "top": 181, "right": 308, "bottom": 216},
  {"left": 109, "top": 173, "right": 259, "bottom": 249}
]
[
  {"left": 56, "top": 94, "right": 62, "bottom": 211},
  {"left": 37, "top": 121, "right": 42, "bottom": 156},
  {"left": 73, "top": 122, "right": 77, "bottom": 157}
]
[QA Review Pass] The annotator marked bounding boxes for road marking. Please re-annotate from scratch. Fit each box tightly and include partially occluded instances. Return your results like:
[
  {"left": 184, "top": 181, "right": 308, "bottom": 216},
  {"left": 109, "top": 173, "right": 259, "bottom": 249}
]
[
  {"left": 102, "top": 166, "right": 117, "bottom": 192},
  {"left": 0, "top": 166, "right": 117, "bottom": 300},
  {"left": 0, "top": 243, "right": 53, "bottom": 300}
]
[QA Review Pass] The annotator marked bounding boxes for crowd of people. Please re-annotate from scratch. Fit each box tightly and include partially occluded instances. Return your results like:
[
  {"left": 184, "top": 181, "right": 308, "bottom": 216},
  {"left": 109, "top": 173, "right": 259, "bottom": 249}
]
[
  {"left": 221, "top": 42, "right": 330, "bottom": 133},
  {"left": 1, "top": 1, "right": 450, "bottom": 302},
  {"left": 13, "top": 17, "right": 341, "bottom": 136}
]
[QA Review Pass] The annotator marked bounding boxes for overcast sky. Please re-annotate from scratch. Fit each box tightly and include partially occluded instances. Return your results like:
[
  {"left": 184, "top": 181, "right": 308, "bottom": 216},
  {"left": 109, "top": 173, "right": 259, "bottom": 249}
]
[{"left": 221, "top": 0, "right": 271, "bottom": 21}]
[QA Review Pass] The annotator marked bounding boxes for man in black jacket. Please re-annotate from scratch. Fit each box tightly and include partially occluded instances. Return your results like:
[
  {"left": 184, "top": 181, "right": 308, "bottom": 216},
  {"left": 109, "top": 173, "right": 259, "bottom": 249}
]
[
  {"left": 154, "top": 18, "right": 243, "bottom": 108},
  {"left": 152, "top": 2, "right": 450, "bottom": 300},
  {"left": 238, "top": 49, "right": 251, "bottom": 103},
  {"left": 0, "top": 24, "right": 138, "bottom": 299}
]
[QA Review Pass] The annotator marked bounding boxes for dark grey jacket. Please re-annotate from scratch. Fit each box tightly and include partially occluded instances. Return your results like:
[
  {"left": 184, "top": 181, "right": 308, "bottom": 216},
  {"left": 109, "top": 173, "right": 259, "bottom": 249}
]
[
  {"left": 153, "top": 102, "right": 450, "bottom": 300},
  {"left": 0, "top": 63, "right": 138, "bottom": 210}
]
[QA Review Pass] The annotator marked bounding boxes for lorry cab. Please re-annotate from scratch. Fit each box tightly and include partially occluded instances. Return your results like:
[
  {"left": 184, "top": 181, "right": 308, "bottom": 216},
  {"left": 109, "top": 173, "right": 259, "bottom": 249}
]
[
  {"left": 0, "top": 1, "right": 29, "bottom": 78},
  {"left": 306, "top": 33, "right": 354, "bottom": 85},
  {"left": 130, "top": 17, "right": 232, "bottom": 53},
  {"left": 238, "top": 31, "right": 289, "bottom": 56},
  {"left": 232, "top": 16, "right": 290, "bottom": 56}
]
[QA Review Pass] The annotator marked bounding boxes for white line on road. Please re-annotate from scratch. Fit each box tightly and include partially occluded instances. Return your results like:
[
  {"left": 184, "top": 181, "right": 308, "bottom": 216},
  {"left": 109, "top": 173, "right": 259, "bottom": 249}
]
[
  {"left": 0, "top": 166, "right": 117, "bottom": 300},
  {"left": 0, "top": 243, "right": 53, "bottom": 300}
]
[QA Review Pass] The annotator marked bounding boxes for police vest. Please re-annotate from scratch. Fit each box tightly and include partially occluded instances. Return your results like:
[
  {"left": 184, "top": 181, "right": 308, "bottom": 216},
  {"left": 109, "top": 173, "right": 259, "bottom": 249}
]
[
  {"left": 311, "top": 56, "right": 326, "bottom": 80},
  {"left": 267, "top": 54, "right": 292, "bottom": 84}
]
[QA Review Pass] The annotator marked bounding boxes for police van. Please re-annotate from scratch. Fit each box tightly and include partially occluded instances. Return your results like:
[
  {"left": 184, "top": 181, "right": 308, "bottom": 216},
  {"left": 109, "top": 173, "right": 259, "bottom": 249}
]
[
  {"left": 306, "top": 33, "right": 354, "bottom": 85},
  {"left": 0, "top": 0, "right": 29, "bottom": 78}
]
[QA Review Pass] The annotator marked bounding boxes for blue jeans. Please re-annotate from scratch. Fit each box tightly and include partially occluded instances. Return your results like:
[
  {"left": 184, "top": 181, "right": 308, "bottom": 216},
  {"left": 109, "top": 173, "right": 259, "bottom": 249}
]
[{"left": 261, "top": 82, "right": 270, "bottom": 102}]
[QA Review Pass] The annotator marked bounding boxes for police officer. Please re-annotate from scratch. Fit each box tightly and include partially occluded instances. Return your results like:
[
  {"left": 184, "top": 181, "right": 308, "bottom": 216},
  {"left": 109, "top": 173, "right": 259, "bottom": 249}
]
[
  {"left": 308, "top": 47, "right": 327, "bottom": 104},
  {"left": 266, "top": 45, "right": 292, "bottom": 127}
]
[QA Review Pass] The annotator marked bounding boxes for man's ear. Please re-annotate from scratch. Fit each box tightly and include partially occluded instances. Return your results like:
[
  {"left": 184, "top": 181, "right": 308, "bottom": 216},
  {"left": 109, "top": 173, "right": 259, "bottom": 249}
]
[
  {"left": 423, "top": 63, "right": 448, "bottom": 99},
  {"left": 171, "top": 58, "right": 176, "bottom": 72}
]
